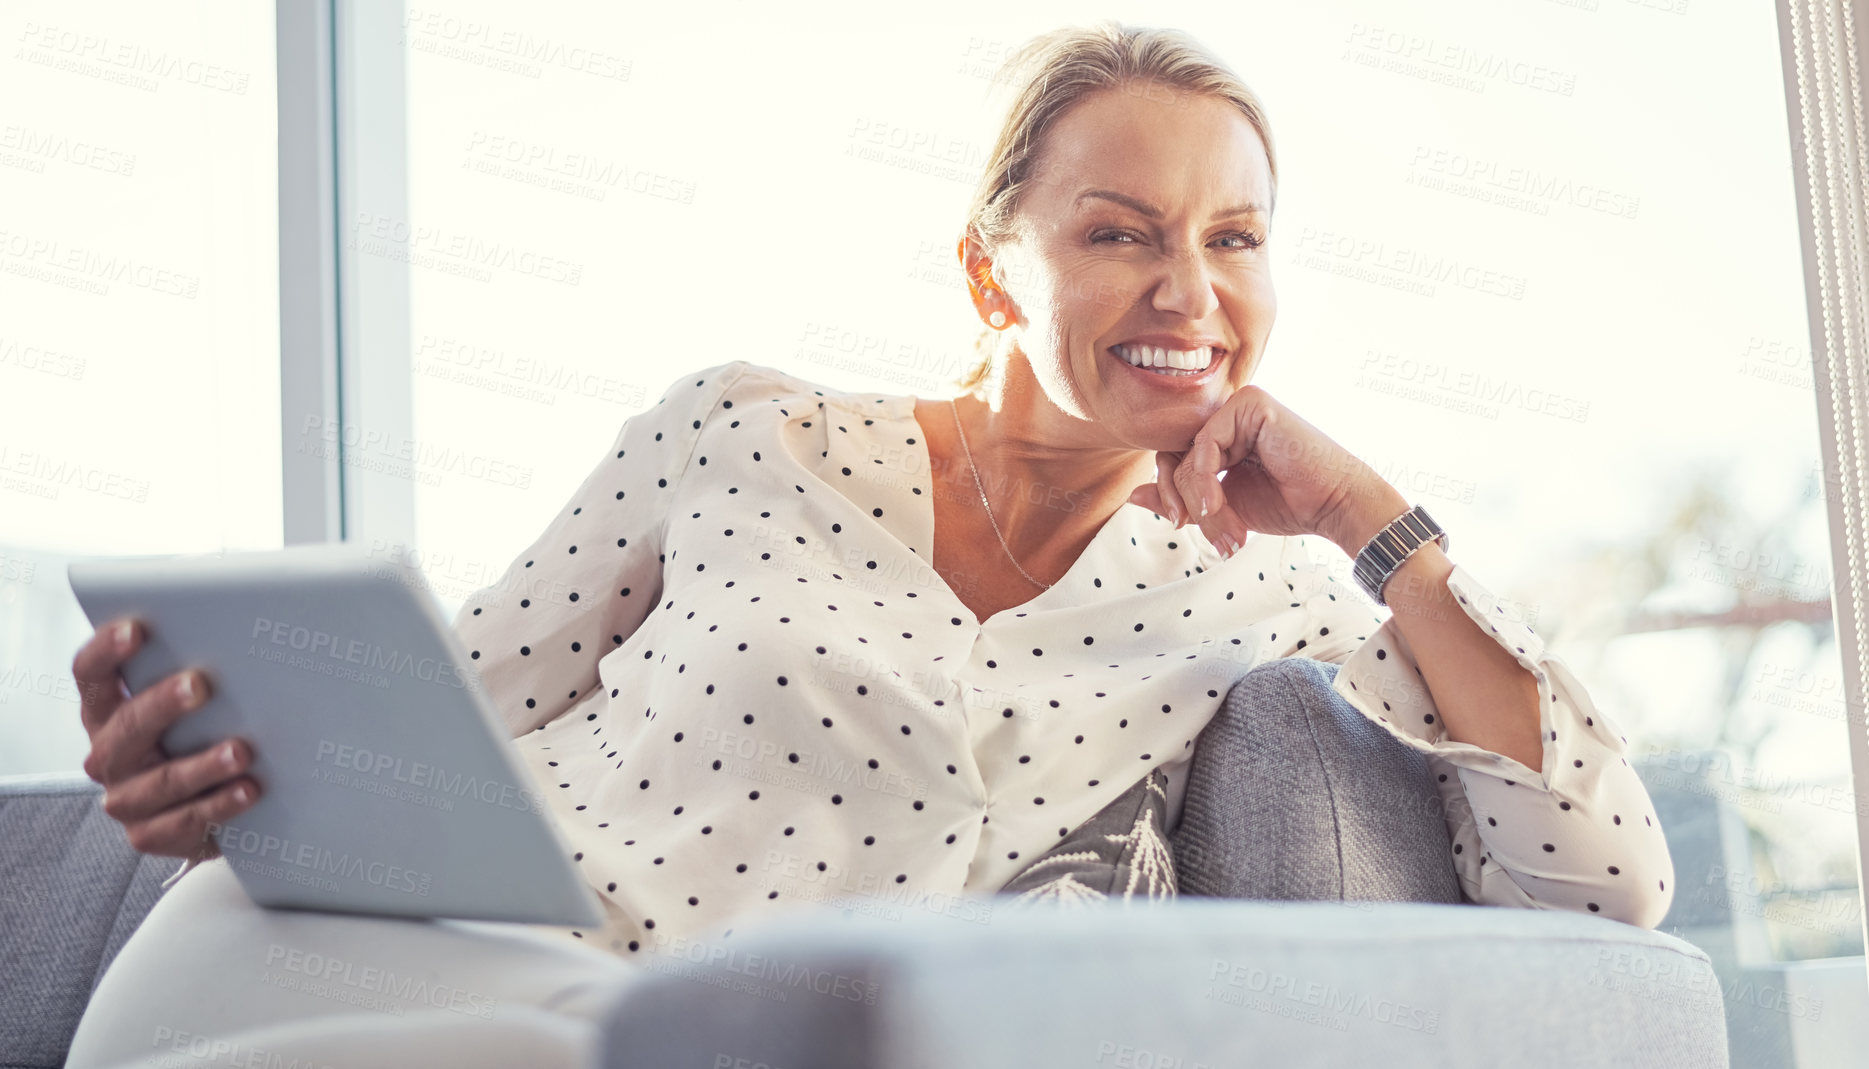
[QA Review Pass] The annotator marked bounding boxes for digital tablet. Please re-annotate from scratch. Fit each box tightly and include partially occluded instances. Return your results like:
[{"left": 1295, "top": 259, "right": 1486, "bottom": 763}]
[{"left": 67, "top": 541, "right": 604, "bottom": 928}]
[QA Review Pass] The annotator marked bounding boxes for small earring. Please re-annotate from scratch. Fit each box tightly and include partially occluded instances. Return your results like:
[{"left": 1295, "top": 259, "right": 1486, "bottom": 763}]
[{"left": 988, "top": 310, "right": 1007, "bottom": 329}]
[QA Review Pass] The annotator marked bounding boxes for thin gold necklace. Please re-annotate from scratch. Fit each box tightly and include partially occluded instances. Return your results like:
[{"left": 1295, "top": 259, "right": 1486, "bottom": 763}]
[{"left": 948, "top": 396, "right": 1052, "bottom": 590}]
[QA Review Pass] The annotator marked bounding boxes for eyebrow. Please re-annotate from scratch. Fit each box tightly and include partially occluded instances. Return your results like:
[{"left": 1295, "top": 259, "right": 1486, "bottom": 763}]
[{"left": 1074, "top": 188, "right": 1266, "bottom": 220}]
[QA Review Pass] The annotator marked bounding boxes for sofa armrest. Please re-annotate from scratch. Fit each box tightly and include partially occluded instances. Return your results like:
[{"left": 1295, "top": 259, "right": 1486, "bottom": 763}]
[
  {"left": 0, "top": 773, "right": 175, "bottom": 1069},
  {"left": 594, "top": 897, "right": 1728, "bottom": 1069}
]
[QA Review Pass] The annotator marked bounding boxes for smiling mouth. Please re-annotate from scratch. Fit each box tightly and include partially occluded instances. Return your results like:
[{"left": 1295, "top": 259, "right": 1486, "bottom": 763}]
[{"left": 1109, "top": 342, "right": 1225, "bottom": 377}]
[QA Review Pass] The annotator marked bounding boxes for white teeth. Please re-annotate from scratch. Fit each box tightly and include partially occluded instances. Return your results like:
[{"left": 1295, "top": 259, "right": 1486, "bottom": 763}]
[{"left": 1114, "top": 343, "right": 1214, "bottom": 373}]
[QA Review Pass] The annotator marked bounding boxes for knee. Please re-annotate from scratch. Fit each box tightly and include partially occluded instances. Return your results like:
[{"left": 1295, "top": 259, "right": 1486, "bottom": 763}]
[
  {"left": 1235, "top": 655, "right": 1337, "bottom": 691},
  {"left": 1215, "top": 656, "right": 1341, "bottom": 727},
  {"left": 1184, "top": 658, "right": 1349, "bottom": 768}
]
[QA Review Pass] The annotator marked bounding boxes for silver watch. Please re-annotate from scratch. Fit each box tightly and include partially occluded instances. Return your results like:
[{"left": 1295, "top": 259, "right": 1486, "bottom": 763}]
[{"left": 1351, "top": 504, "right": 1448, "bottom": 606}]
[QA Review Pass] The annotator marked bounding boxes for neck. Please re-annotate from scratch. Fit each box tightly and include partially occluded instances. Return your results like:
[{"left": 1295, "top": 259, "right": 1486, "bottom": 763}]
[{"left": 936, "top": 350, "right": 1159, "bottom": 565}]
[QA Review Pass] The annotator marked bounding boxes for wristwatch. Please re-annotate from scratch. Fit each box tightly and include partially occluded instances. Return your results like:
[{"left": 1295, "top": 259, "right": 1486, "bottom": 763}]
[{"left": 1351, "top": 503, "right": 1448, "bottom": 606}]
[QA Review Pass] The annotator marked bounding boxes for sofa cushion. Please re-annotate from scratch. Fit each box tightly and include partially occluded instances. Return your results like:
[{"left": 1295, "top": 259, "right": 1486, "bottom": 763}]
[
  {"left": 999, "top": 767, "right": 1176, "bottom": 906},
  {"left": 0, "top": 774, "right": 173, "bottom": 1069}
]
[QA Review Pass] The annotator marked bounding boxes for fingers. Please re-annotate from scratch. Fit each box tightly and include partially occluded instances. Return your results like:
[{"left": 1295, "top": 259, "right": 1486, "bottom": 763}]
[
  {"left": 120, "top": 777, "right": 258, "bottom": 858},
  {"left": 1127, "top": 482, "right": 1165, "bottom": 516},
  {"left": 1132, "top": 474, "right": 1242, "bottom": 556},
  {"left": 1189, "top": 440, "right": 1258, "bottom": 557},
  {"left": 73, "top": 615, "right": 139, "bottom": 740},
  {"left": 1127, "top": 454, "right": 1189, "bottom": 526},
  {"left": 1153, "top": 451, "right": 1189, "bottom": 526},
  {"left": 1177, "top": 432, "right": 1228, "bottom": 526},
  {"left": 101, "top": 737, "right": 252, "bottom": 824},
  {"left": 86, "top": 668, "right": 213, "bottom": 784},
  {"left": 1180, "top": 393, "right": 1258, "bottom": 521},
  {"left": 1178, "top": 428, "right": 1243, "bottom": 556},
  {"left": 1201, "top": 501, "right": 1251, "bottom": 558},
  {"left": 1183, "top": 391, "right": 1274, "bottom": 558}
]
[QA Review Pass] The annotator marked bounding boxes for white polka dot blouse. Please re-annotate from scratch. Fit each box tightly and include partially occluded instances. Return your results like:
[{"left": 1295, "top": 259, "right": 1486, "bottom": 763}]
[{"left": 180, "top": 360, "right": 1676, "bottom": 956}]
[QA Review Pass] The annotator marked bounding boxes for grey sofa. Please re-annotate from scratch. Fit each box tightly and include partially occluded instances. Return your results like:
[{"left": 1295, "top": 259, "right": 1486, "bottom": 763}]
[
  {"left": 1, "top": 775, "right": 178, "bottom": 1069},
  {"left": 1, "top": 658, "right": 1729, "bottom": 1068}
]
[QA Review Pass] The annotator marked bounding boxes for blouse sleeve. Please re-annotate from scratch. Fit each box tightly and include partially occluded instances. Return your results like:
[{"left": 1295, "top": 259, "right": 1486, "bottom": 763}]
[
  {"left": 1269, "top": 534, "right": 1675, "bottom": 930},
  {"left": 159, "top": 363, "right": 749, "bottom": 891},
  {"left": 449, "top": 360, "right": 750, "bottom": 738}
]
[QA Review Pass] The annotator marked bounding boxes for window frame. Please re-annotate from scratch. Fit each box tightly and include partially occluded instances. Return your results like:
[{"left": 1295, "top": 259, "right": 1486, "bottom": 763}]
[{"left": 276, "top": 0, "right": 414, "bottom": 550}]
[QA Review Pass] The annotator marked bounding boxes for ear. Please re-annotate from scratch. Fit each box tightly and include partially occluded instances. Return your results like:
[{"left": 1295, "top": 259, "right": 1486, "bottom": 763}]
[{"left": 957, "top": 230, "right": 1002, "bottom": 323}]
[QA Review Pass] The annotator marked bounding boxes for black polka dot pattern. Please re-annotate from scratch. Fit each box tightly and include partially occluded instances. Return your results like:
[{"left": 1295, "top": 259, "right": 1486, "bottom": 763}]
[{"left": 445, "top": 361, "right": 1672, "bottom": 958}]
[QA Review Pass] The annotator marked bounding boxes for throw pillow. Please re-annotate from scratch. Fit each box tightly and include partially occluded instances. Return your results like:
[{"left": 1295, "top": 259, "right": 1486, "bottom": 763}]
[{"left": 998, "top": 767, "right": 1177, "bottom": 906}]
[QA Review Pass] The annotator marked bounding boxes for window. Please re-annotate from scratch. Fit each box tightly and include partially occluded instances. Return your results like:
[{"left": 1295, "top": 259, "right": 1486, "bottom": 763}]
[{"left": 0, "top": 0, "right": 280, "bottom": 775}]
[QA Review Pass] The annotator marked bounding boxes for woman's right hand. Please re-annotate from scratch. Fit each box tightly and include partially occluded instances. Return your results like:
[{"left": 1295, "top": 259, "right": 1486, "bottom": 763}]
[{"left": 71, "top": 615, "right": 261, "bottom": 859}]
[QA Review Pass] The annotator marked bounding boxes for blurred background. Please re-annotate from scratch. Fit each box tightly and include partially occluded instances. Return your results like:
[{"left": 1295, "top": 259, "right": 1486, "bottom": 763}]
[{"left": 0, "top": 0, "right": 1857, "bottom": 1053}]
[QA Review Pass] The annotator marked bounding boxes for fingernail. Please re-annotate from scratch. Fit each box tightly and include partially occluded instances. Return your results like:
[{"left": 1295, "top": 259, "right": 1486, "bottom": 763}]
[
  {"left": 221, "top": 743, "right": 238, "bottom": 770},
  {"left": 233, "top": 784, "right": 251, "bottom": 805},
  {"left": 114, "top": 620, "right": 133, "bottom": 651},
  {"left": 178, "top": 673, "right": 198, "bottom": 706}
]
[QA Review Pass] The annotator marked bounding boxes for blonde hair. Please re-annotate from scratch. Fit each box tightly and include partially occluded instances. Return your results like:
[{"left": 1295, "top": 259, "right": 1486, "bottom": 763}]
[{"left": 951, "top": 21, "right": 1278, "bottom": 394}]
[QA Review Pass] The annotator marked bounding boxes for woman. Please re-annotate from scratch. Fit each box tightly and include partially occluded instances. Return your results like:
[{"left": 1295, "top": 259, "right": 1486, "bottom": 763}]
[{"left": 65, "top": 21, "right": 1671, "bottom": 1068}]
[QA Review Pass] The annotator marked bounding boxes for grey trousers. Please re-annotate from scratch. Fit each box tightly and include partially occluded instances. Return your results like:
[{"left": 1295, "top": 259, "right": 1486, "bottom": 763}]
[{"left": 1171, "top": 656, "right": 1465, "bottom": 904}]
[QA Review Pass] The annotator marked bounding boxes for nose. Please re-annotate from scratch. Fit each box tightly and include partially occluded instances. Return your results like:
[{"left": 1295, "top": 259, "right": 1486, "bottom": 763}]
[{"left": 1146, "top": 242, "right": 1221, "bottom": 322}]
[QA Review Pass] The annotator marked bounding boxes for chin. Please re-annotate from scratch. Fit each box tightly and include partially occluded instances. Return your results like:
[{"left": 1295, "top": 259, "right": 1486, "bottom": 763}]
[{"left": 1129, "top": 410, "right": 1214, "bottom": 453}]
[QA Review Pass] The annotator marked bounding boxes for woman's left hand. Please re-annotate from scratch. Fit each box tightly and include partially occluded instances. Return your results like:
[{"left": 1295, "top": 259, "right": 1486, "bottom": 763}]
[{"left": 1124, "top": 384, "right": 1406, "bottom": 557}]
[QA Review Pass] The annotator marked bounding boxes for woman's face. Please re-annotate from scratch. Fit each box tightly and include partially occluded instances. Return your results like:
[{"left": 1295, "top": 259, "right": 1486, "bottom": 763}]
[{"left": 984, "top": 83, "right": 1276, "bottom": 453}]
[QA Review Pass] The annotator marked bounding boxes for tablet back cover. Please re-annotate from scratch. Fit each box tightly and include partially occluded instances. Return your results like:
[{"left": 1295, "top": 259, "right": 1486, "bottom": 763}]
[{"left": 68, "top": 542, "right": 603, "bottom": 927}]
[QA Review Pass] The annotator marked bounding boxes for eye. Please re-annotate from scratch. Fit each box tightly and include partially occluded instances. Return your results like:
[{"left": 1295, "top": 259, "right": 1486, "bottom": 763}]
[{"left": 1090, "top": 229, "right": 1265, "bottom": 250}]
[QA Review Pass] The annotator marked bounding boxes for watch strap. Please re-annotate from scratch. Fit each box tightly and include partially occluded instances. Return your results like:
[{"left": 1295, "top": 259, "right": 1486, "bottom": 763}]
[{"left": 1352, "top": 504, "right": 1448, "bottom": 606}]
